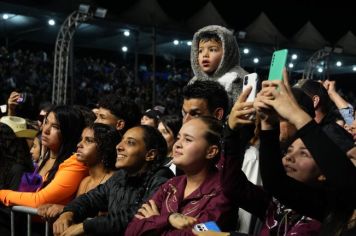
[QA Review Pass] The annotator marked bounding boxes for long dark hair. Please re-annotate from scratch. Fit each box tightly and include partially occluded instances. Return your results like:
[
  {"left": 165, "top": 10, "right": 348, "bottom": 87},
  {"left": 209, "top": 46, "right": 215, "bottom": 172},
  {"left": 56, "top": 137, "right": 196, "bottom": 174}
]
[
  {"left": 140, "top": 125, "right": 168, "bottom": 170},
  {"left": 39, "top": 105, "right": 85, "bottom": 188},
  {"left": 0, "top": 123, "right": 33, "bottom": 188},
  {"left": 132, "top": 125, "right": 168, "bottom": 204},
  {"left": 160, "top": 115, "right": 182, "bottom": 139},
  {"left": 91, "top": 123, "right": 120, "bottom": 171}
]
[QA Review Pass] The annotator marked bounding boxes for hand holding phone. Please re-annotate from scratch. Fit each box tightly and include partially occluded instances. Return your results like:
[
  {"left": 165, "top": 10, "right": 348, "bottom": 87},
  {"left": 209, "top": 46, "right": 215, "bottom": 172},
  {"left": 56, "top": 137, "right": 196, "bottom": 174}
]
[
  {"left": 17, "top": 93, "right": 27, "bottom": 103},
  {"left": 193, "top": 221, "right": 221, "bottom": 232},
  {"left": 268, "top": 49, "right": 288, "bottom": 81},
  {"left": 242, "top": 73, "right": 258, "bottom": 102}
]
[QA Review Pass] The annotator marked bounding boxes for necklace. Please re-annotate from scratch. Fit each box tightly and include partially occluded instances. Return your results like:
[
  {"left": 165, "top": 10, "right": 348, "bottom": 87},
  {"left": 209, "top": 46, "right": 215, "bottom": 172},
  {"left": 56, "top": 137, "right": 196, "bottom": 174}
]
[{"left": 83, "top": 173, "right": 107, "bottom": 194}]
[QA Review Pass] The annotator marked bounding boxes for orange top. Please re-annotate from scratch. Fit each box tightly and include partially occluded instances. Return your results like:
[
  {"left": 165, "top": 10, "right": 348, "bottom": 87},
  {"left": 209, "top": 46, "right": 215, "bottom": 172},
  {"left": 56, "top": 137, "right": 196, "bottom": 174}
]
[{"left": 0, "top": 155, "right": 88, "bottom": 208}]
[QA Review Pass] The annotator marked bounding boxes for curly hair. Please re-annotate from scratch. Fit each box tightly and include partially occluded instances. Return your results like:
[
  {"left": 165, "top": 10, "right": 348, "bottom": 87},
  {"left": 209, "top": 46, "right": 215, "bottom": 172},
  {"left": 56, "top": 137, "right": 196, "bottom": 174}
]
[
  {"left": 0, "top": 123, "right": 33, "bottom": 188},
  {"left": 90, "top": 123, "right": 120, "bottom": 171}
]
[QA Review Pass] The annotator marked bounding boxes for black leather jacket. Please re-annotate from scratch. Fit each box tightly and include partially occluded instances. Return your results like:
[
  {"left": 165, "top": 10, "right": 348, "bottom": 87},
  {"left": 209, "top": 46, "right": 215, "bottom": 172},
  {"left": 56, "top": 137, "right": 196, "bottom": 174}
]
[{"left": 63, "top": 167, "right": 174, "bottom": 235}]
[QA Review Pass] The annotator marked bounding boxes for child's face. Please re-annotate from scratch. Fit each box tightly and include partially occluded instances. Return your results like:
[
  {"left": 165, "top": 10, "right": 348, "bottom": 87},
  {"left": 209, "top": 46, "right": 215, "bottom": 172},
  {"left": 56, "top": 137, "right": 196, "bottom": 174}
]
[
  {"left": 141, "top": 115, "right": 156, "bottom": 127},
  {"left": 198, "top": 39, "right": 223, "bottom": 75},
  {"left": 30, "top": 137, "right": 41, "bottom": 162}
]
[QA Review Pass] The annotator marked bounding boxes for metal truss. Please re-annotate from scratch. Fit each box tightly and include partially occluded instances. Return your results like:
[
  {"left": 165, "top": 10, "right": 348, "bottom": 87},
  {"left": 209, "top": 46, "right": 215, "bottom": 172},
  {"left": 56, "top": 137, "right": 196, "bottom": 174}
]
[
  {"left": 52, "top": 11, "right": 93, "bottom": 105},
  {"left": 303, "top": 48, "right": 331, "bottom": 80}
]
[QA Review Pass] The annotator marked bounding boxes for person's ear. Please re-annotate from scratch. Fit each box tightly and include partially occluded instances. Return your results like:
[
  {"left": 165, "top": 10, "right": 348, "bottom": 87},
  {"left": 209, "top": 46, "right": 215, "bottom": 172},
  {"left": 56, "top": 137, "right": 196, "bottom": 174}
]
[
  {"left": 312, "top": 95, "right": 320, "bottom": 109},
  {"left": 206, "top": 145, "right": 219, "bottom": 160},
  {"left": 145, "top": 149, "right": 157, "bottom": 162},
  {"left": 213, "top": 107, "right": 224, "bottom": 121},
  {"left": 116, "top": 119, "right": 125, "bottom": 131}
]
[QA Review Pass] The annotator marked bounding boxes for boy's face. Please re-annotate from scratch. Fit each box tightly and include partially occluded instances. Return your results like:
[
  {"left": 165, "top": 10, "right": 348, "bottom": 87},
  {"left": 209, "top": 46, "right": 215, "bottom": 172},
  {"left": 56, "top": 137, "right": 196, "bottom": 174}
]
[{"left": 198, "top": 39, "right": 223, "bottom": 75}]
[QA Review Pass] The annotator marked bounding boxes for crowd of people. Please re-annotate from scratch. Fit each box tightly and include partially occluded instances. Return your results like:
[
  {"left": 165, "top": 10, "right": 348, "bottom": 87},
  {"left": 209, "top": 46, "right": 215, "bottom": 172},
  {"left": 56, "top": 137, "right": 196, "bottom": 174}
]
[
  {"left": 0, "top": 25, "right": 355, "bottom": 236},
  {"left": 0, "top": 46, "right": 193, "bottom": 118}
]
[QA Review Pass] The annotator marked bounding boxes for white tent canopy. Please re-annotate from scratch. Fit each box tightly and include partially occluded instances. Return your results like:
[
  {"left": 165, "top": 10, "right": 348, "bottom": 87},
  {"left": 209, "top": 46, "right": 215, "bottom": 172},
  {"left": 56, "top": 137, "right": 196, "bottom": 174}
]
[
  {"left": 185, "top": 1, "right": 228, "bottom": 32},
  {"left": 118, "top": 0, "right": 181, "bottom": 30},
  {"left": 336, "top": 31, "right": 356, "bottom": 55},
  {"left": 245, "top": 12, "right": 287, "bottom": 45},
  {"left": 291, "top": 21, "right": 329, "bottom": 49}
]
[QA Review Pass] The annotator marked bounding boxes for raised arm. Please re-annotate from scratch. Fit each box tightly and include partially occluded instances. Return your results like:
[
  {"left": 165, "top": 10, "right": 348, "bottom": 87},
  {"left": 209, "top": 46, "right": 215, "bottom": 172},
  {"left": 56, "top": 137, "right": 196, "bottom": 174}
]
[{"left": 323, "top": 80, "right": 354, "bottom": 125}]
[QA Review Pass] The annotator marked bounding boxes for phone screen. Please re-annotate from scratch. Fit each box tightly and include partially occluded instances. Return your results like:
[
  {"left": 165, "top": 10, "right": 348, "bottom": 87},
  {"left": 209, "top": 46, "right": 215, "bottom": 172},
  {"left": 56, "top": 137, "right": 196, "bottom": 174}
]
[{"left": 268, "top": 49, "right": 288, "bottom": 81}]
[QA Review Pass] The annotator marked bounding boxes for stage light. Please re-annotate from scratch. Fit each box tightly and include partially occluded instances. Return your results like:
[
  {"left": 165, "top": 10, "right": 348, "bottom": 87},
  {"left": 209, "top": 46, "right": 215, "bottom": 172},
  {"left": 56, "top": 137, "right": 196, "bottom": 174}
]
[
  {"left": 48, "top": 19, "right": 55, "bottom": 26},
  {"left": 123, "top": 30, "right": 130, "bottom": 37},
  {"left": 78, "top": 4, "right": 90, "bottom": 14},
  {"left": 94, "top": 8, "right": 107, "bottom": 18}
]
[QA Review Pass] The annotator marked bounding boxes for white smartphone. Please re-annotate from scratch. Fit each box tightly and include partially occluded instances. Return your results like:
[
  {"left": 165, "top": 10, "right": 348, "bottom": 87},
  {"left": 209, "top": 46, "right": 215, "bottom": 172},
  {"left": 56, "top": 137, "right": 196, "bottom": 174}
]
[
  {"left": 242, "top": 73, "right": 258, "bottom": 102},
  {"left": 0, "top": 104, "right": 7, "bottom": 113},
  {"left": 193, "top": 221, "right": 221, "bottom": 232}
]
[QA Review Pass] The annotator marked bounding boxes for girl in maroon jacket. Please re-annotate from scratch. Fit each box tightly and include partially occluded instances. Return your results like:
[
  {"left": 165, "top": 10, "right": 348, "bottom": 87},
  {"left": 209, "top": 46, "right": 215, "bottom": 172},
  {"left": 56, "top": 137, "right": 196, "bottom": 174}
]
[{"left": 125, "top": 116, "right": 235, "bottom": 235}]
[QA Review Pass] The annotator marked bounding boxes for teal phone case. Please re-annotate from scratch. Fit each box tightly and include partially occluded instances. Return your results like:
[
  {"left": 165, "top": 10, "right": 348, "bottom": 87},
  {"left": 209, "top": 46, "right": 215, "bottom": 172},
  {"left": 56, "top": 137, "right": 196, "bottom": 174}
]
[{"left": 268, "top": 49, "right": 288, "bottom": 81}]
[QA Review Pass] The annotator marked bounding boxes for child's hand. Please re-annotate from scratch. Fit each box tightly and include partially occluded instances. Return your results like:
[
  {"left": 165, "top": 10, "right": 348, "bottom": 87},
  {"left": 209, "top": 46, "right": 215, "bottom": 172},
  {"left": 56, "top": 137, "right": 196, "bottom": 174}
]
[{"left": 168, "top": 213, "right": 197, "bottom": 229}]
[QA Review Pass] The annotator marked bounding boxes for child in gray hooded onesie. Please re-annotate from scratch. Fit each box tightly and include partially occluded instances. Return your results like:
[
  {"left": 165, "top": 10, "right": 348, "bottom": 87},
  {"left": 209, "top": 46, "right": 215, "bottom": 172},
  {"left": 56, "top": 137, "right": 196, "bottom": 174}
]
[{"left": 190, "top": 25, "right": 248, "bottom": 105}]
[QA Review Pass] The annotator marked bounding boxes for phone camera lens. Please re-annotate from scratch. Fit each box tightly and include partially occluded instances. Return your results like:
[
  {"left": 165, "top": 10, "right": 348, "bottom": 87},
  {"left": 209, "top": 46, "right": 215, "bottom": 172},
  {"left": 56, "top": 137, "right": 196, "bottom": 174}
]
[{"left": 244, "top": 77, "right": 248, "bottom": 85}]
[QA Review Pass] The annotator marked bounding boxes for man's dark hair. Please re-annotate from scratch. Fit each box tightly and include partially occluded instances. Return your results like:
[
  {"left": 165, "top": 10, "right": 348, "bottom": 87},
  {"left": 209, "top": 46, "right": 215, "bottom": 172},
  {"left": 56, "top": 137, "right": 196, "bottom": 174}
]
[
  {"left": 183, "top": 80, "right": 229, "bottom": 119},
  {"left": 300, "top": 80, "right": 333, "bottom": 114},
  {"left": 98, "top": 94, "right": 141, "bottom": 133},
  {"left": 291, "top": 88, "right": 315, "bottom": 118}
]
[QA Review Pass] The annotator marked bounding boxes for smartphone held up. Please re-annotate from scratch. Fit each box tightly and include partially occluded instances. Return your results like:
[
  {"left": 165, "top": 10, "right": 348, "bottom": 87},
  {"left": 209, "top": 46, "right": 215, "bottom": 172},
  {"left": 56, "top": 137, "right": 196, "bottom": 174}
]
[
  {"left": 242, "top": 73, "right": 258, "bottom": 102},
  {"left": 268, "top": 49, "right": 288, "bottom": 81}
]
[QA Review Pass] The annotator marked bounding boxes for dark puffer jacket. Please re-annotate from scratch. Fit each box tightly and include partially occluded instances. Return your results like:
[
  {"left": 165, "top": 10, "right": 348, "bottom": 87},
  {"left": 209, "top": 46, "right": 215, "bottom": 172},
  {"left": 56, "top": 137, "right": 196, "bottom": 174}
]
[{"left": 62, "top": 167, "right": 174, "bottom": 235}]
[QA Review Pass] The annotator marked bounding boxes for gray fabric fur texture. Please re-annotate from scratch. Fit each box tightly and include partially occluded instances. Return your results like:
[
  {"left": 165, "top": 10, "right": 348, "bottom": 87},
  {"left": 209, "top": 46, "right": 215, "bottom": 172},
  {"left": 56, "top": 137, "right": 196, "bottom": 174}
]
[{"left": 190, "top": 25, "right": 248, "bottom": 105}]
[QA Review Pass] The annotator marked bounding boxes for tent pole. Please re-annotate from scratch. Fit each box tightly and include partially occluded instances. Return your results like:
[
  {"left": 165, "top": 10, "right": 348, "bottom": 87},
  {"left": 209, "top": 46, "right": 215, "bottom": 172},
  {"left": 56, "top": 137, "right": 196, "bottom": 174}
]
[
  {"left": 152, "top": 26, "right": 156, "bottom": 106},
  {"left": 134, "top": 30, "right": 139, "bottom": 85}
]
